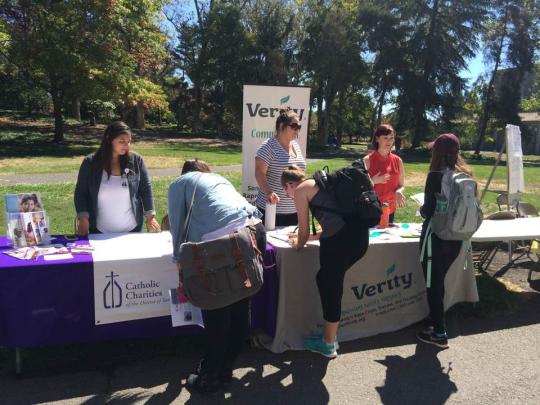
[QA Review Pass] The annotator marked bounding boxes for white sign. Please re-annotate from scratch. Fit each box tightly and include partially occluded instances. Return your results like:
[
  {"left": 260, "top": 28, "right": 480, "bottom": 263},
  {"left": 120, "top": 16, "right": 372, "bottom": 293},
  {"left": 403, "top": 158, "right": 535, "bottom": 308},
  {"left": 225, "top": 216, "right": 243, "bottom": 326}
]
[
  {"left": 506, "top": 124, "right": 525, "bottom": 195},
  {"left": 92, "top": 232, "right": 179, "bottom": 325},
  {"left": 241, "top": 85, "right": 311, "bottom": 204}
]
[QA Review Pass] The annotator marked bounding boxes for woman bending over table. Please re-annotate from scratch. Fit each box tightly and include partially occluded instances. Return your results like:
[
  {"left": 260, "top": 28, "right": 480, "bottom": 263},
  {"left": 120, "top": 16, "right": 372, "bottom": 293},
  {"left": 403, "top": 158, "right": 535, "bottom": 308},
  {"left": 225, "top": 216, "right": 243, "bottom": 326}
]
[
  {"left": 255, "top": 107, "right": 306, "bottom": 226},
  {"left": 282, "top": 165, "right": 369, "bottom": 358},
  {"left": 363, "top": 124, "right": 405, "bottom": 223},
  {"left": 168, "top": 159, "right": 266, "bottom": 393},
  {"left": 74, "top": 121, "right": 160, "bottom": 235}
]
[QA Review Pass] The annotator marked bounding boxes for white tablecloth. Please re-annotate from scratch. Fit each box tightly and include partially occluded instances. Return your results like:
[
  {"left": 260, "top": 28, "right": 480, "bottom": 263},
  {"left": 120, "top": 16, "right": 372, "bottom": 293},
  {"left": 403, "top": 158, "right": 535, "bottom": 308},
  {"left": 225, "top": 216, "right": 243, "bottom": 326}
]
[{"left": 261, "top": 225, "right": 478, "bottom": 353}]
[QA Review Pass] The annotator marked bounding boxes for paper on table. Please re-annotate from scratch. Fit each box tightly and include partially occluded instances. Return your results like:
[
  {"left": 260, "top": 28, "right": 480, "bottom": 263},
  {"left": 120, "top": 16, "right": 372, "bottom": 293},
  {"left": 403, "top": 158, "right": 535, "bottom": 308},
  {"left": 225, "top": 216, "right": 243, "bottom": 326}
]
[
  {"left": 411, "top": 193, "right": 425, "bottom": 205},
  {"left": 44, "top": 253, "right": 74, "bottom": 261}
]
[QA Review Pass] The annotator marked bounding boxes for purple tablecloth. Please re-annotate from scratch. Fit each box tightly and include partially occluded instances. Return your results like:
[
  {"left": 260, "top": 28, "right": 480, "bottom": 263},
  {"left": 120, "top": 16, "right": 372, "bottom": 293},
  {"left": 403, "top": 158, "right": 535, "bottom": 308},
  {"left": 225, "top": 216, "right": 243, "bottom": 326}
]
[
  {"left": 251, "top": 245, "right": 278, "bottom": 337},
  {"left": 0, "top": 236, "right": 278, "bottom": 348}
]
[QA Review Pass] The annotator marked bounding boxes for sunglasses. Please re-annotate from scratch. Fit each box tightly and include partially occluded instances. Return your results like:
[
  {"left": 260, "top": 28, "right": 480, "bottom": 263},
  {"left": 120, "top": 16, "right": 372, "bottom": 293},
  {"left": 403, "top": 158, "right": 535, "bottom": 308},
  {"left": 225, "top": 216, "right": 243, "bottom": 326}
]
[{"left": 288, "top": 123, "right": 302, "bottom": 130}]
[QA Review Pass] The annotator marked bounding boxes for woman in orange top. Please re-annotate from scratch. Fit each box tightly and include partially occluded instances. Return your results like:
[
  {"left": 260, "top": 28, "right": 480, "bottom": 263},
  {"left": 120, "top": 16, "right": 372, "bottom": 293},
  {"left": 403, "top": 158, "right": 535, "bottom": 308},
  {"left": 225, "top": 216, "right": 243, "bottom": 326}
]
[{"left": 363, "top": 124, "right": 405, "bottom": 223}]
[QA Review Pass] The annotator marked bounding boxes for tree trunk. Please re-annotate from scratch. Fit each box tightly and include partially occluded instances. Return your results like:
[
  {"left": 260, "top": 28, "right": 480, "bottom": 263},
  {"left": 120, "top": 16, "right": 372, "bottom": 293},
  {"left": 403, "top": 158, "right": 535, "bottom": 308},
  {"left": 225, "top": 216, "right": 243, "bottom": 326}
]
[
  {"left": 70, "top": 97, "right": 81, "bottom": 121},
  {"left": 317, "top": 89, "right": 325, "bottom": 146},
  {"left": 135, "top": 101, "right": 145, "bottom": 129},
  {"left": 336, "top": 90, "right": 346, "bottom": 146},
  {"left": 411, "top": 0, "right": 440, "bottom": 148},
  {"left": 192, "top": 85, "right": 202, "bottom": 132},
  {"left": 376, "top": 86, "right": 387, "bottom": 127},
  {"left": 50, "top": 84, "right": 64, "bottom": 143},
  {"left": 475, "top": 8, "right": 509, "bottom": 156}
]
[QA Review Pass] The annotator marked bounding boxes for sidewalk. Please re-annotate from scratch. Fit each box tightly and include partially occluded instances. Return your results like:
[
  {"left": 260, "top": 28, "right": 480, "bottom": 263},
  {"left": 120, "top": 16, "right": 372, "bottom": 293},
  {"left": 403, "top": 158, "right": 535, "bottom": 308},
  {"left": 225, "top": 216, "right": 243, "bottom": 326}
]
[{"left": 1, "top": 296, "right": 539, "bottom": 404}]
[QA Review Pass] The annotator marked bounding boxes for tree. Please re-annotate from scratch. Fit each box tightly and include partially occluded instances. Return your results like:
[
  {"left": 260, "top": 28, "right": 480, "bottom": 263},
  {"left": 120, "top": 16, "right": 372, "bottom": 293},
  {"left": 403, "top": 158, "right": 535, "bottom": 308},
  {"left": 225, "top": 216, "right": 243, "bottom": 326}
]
[
  {"left": 475, "top": 1, "right": 539, "bottom": 155},
  {"left": 300, "top": 1, "right": 367, "bottom": 145},
  {"left": 389, "top": 0, "right": 488, "bottom": 147},
  {"left": 1, "top": 1, "right": 169, "bottom": 141}
]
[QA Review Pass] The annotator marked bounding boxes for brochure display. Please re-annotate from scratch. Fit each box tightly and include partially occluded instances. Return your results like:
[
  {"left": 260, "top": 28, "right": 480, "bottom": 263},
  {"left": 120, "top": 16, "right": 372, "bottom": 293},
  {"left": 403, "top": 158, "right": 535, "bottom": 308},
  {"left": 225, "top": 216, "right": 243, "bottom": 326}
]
[{"left": 4, "top": 193, "right": 51, "bottom": 247}]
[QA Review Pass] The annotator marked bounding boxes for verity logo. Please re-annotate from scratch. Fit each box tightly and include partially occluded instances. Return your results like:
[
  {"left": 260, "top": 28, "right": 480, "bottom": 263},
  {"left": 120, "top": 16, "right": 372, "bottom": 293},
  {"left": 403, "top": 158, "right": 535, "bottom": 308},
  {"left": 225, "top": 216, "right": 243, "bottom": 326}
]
[
  {"left": 245, "top": 96, "right": 305, "bottom": 120},
  {"left": 103, "top": 271, "right": 122, "bottom": 309},
  {"left": 351, "top": 264, "right": 413, "bottom": 300}
]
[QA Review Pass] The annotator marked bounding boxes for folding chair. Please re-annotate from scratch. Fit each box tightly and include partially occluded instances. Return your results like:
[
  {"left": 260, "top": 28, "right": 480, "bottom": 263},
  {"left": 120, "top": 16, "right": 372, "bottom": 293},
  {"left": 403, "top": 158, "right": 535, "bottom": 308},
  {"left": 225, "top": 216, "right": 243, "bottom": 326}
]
[
  {"left": 513, "top": 202, "right": 540, "bottom": 264},
  {"left": 472, "top": 210, "right": 516, "bottom": 272},
  {"left": 496, "top": 193, "right": 509, "bottom": 211}
]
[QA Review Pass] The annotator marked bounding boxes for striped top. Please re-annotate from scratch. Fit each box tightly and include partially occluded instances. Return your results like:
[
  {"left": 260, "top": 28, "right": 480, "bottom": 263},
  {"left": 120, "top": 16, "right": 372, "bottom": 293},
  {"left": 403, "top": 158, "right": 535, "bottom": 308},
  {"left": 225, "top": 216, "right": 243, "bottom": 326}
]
[{"left": 255, "top": 137, "right": 306, "bottom": 214}]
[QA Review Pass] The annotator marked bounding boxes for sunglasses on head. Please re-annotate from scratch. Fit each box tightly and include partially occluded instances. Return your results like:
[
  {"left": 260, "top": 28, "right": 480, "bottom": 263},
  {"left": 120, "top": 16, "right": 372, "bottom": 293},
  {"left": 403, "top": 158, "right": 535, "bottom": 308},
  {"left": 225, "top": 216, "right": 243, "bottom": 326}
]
[{"left": 288, "top": 123, "right": 302, "bottom": 130}]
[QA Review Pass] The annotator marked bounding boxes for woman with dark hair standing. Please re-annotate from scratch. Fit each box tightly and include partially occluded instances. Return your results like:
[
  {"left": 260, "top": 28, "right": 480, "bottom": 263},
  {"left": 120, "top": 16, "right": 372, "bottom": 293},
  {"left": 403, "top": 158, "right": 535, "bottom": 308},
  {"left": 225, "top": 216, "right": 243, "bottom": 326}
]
[
  {"left": 281, "top": 165, "right": 369, "bottom": 358},
  {"left": 255, "top": 107, "right": 306, "bottom": 226},
  {"left": 363, "top": 124, "right": 406, "bottom": 223},
  {"left": 417, "top": 133, "right": 472, "bottom": 348},
  {"left": 74, "top": 121, "right": 160, "bottom": 235}
]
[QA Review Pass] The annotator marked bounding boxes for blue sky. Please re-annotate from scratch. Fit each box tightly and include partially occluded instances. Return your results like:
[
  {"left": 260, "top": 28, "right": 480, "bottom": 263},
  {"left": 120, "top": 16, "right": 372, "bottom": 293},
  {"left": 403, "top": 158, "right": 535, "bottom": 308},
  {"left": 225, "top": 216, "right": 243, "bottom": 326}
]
[{"left": 462, "top": 53, "right": 485, "bottom": 84}]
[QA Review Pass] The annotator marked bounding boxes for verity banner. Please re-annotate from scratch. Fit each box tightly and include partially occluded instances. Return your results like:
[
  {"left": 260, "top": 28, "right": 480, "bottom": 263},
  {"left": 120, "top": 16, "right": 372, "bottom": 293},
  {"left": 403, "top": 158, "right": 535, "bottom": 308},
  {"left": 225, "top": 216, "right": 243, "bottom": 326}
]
[
  {"left": 241, "top": 85, "right": 311, "bottom": 204},
  {"left": 92, "top": 232, "right": 179, "bottom": 325}
]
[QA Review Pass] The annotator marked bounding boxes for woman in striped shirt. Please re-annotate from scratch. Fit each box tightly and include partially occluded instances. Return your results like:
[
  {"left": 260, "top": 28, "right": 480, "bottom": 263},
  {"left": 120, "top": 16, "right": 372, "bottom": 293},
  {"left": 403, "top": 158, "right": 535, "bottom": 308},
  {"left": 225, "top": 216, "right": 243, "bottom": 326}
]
[{"left": 255, "top": 107, "right": 307, "bottom": 226}]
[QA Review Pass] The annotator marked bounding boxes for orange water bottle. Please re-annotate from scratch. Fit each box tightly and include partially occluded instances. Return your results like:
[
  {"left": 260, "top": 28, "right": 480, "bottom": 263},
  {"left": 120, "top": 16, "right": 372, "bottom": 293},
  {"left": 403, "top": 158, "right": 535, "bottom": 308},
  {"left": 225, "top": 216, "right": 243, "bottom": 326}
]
[{"left": 379, "top": 202, "right": 390, "bottom": 228}]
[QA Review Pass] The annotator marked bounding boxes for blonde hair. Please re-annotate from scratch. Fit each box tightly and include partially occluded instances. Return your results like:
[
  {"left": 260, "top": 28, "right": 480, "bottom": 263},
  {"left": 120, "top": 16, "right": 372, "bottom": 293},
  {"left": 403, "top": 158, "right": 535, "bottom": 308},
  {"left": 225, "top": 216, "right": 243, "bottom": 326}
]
[{"left": 281, "top": 165, "right": 306, "bottom": 187}]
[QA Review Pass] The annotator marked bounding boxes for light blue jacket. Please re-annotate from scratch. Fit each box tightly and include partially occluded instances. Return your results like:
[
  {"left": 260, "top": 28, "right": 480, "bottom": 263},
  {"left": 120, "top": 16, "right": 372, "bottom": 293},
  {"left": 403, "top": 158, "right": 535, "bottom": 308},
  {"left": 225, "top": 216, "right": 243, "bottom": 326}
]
[{"left": 168, "top": 172, "right": 261, "bottom": 262}]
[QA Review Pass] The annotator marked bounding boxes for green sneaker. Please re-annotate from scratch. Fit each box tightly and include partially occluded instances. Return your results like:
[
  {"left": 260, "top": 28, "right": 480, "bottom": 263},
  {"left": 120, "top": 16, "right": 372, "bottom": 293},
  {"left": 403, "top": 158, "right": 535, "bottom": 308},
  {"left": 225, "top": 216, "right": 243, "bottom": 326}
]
[
  {"left": 304, "top": 337, "right": 338, "bottom": 358},
  {"left": 305, "top": 332, "right": 340, "bottom": 350}
]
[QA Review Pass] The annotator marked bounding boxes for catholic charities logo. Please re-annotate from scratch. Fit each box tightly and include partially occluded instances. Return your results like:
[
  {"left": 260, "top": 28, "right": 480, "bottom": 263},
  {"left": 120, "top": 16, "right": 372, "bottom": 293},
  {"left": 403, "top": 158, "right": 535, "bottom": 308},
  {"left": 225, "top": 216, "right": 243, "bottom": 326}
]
[
  {"left": 351, "top": 264, "right": 413, "bottom": 300},
  {"left": 103, "top": 271, "right": 122, "bottom": 309}
]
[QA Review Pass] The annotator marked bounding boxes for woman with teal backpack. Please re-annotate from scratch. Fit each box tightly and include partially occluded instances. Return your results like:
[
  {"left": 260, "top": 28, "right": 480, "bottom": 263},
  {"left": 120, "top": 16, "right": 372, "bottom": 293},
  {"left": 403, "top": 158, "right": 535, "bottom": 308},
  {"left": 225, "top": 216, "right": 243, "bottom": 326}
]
[{"left": 418, "top": 133, "right": 474, "bottom": 348}]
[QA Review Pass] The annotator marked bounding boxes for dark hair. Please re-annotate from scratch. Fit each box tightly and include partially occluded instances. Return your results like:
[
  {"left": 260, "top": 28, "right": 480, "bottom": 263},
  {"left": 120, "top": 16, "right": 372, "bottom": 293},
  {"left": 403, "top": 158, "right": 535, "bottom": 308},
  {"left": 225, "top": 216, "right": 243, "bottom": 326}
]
[
  {"left": 97, "top": 121, "right": 132, "bottom": 177},
  {"left": 21, "top": 194, "right": 38, "bottom": 205},
  {"left": 275, "top": 107, "right": 300, "bottom": 135},
  {"left": 281, "top": 165, "right": 307, "bottom": 187},
  {"left": 181, "top": 159, "right": 212, "bottom": 175},
  {"left": 429, "top": 134, "right": 472, "bottom": 176},
  {"left": 371, "top": 124, "right": 396, "bottom": 149}
]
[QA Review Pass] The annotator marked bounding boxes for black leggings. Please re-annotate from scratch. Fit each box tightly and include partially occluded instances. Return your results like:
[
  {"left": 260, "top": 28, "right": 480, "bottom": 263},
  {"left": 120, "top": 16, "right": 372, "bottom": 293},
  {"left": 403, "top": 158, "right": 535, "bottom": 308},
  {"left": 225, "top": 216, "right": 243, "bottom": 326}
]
[
  {"left": 199, "top": 222, "right": 266, "bottom": 378},
  {"left": 420, "top": 232, "right": 462, "bottom": 334},
  {"left": 317, "top": 222, "right": 369, "bottom": 322}
]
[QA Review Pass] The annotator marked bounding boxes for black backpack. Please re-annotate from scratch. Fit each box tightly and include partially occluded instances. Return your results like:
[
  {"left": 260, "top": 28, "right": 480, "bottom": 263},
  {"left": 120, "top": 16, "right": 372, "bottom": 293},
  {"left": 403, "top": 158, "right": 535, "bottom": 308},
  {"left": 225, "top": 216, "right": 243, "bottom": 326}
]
[{"left": 312, "top": 159, "right": 382, "bottom": 227}]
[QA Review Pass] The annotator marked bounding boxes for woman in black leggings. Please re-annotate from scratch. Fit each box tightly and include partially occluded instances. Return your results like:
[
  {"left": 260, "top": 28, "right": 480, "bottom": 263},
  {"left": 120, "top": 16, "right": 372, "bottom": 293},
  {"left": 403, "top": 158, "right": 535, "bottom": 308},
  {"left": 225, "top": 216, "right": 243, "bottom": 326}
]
[
  {"left": 281, "top": 165, "right": 369, "bottom": 358},
  {"left": 418, "top": 133, "right": 472, "bottom": 348}
]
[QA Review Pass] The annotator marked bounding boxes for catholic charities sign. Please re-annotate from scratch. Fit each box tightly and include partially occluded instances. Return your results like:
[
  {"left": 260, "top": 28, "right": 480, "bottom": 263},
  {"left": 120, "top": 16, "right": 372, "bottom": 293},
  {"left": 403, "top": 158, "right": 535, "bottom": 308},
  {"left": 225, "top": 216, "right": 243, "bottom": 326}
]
[
  {"left": 241, "top": 85, "right": 311, "bottom": 204},
  {"left": 92, "top": 233, "right": 179, "bottom": 325}
]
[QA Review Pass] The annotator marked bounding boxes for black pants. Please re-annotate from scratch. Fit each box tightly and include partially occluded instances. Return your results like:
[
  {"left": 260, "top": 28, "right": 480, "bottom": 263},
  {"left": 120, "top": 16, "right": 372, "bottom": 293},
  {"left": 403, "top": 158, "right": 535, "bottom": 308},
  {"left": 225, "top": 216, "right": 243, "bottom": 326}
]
[
  {"left": 420, "top": 232, "right": 462, "bottom": 334},
  {"left": 317, "top": 221, "right": 369, "bottom": 322},
  {"left": 258, "top": 208, "right": 298, "bottom": 227},
  {"left": 199, "top": 222, "right": 266, "bottom": 378}
]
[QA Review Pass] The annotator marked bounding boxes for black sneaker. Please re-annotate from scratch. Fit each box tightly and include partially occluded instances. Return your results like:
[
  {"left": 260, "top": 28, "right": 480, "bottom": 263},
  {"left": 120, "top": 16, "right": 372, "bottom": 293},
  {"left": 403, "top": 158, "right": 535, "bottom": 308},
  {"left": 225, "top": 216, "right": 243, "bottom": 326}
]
[
  {"left": 416, "top": 330, "right": 449, "bottom": 349},
  {"left": 186, "top": 373, "right": 223, "bottom": 393}
]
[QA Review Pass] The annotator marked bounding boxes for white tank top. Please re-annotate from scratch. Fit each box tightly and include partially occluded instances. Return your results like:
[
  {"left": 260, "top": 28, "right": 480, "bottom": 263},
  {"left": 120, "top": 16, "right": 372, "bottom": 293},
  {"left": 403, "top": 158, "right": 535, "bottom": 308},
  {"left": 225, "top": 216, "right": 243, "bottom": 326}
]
[{"left": 96, "top": 171, "right": 137, "bottom": 233}]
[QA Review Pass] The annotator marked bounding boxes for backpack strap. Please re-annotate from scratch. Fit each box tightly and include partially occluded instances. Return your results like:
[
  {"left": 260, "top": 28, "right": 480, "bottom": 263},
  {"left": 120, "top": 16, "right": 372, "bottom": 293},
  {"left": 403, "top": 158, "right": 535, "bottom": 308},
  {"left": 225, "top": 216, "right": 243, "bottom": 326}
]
[
  {"left": 230, "top": 233, "right": 251, "bottom": 288},
  {"left": 311, "top": 214, "right": 317, "bottom": 236},
  {"left": 420, "top": 219, "right": 433, "bottom": 288},
  {"left": 181, "top": 173, "right": 204, "bottom": 243}
]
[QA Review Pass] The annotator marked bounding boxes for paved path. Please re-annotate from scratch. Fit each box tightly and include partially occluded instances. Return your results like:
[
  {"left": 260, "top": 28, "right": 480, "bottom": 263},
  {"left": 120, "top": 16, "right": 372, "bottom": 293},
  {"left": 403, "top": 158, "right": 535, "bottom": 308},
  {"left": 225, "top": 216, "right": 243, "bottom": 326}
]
[
  {"left": 1, "top": 295, "right": 539, "bottom": 404},
  {"left": 0, "top": 166, "right": 242, "bottom": 185},
  {"left": 0, "top": 159, "right": 326, "bottom": 185}
]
